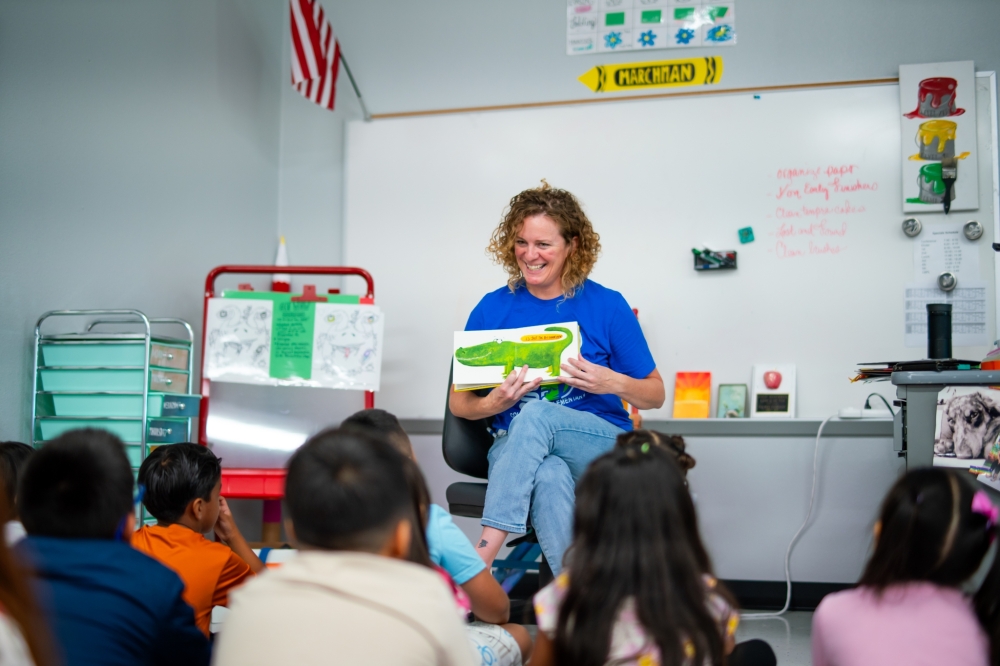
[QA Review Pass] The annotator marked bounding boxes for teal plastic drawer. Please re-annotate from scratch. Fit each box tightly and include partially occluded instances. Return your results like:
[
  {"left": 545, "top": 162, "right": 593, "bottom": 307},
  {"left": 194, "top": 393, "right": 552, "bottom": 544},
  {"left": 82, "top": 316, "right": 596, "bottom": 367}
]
[
  {"left": 47, "top": 393, "right": 200, "bottom": 418},
  {"left": 150, "top": 369, "right": 189, "bottom": 394},
  {"left": 147, "top": 419, "right": 189, "bottom": 443},
  {"left": 37, "top": 419, "right": 143, "bottom": 442},
  {"left": 36, "top": 443, "right": 144, "bottom": 468},
  {"left": 40, "top": 369, "right": 145, "bottom": 392},
  {"left": 39, "top": 369, "right": 189, "bottom": 393},
  {"left": 36, "top": 419, "right": 188, "bottom": 444},
  {"left": 41, "top": 343, "right": 146, "bottom": 367},
  {"left": 155, "top": 394, "right": 199, "bottom": 417}
]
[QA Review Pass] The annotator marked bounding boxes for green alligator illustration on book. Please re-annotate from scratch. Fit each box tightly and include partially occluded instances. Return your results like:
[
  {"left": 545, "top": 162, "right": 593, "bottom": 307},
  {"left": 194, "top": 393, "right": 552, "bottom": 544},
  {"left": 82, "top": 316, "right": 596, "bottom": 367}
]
[{"left": 455, "top": 326, "right": 574, "bottom": 377}]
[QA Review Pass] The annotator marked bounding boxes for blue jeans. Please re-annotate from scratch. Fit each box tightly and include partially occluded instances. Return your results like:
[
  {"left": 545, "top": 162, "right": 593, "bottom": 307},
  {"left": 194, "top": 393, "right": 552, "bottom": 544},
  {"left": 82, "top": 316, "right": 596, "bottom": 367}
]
[{"left": 483, "top": 400, "right": 624, "bottom": 574}]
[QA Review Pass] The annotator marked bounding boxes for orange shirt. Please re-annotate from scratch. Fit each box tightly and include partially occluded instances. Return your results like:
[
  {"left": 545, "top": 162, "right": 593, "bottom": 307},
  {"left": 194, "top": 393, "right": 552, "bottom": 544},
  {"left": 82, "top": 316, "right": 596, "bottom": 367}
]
[{"left": 132, "top": 523, "right": 253, "bottom": 636}]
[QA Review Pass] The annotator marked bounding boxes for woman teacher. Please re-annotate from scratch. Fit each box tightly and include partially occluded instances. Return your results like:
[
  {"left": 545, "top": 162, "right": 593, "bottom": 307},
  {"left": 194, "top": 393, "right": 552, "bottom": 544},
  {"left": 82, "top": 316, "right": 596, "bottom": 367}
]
[{"left": 450, "top": 182, "right": 664, "bottom": 574}]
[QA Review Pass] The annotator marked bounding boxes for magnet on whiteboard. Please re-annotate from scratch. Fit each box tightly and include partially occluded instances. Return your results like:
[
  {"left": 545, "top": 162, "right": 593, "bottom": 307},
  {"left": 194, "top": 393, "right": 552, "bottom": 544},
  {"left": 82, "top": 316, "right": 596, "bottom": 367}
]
[
  {"left": 938, "top": 272, "right": 958, "bottom": 292},
  {"left": 964, "top": 220, "right": 983, "bottom": 241},
  {"left": 902, "top": 218, "right": 922, "bottom": 237}
]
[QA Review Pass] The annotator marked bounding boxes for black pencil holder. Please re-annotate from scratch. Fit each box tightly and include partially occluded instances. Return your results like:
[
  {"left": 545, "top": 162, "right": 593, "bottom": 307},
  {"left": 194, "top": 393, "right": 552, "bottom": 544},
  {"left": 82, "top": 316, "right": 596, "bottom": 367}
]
[{"left": 927, "top": 303, "right": 952, "bottom": 359}]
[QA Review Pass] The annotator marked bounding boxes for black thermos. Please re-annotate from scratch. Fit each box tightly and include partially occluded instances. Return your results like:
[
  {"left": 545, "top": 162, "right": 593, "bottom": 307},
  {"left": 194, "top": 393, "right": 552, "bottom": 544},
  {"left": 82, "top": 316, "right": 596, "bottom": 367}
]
[{"left": 927, "top": 303, "right": 953, "bottom": 359}]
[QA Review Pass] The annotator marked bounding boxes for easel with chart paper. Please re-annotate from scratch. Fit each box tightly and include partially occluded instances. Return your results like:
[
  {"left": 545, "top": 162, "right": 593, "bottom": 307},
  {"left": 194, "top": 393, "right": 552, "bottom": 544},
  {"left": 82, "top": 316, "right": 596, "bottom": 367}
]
[{"left": 198, "top": 266, "right": 377, "bottom": 542}]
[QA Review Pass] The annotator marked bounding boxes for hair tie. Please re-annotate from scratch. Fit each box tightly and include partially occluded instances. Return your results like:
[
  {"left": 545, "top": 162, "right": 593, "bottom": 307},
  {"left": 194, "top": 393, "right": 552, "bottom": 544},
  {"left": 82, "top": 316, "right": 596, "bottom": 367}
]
[
  {"left": 972, "top": 491, "right": 999, "bottom": 537},
  {"left": 640, "top": 443, "right": 650, "bottom": 454}
]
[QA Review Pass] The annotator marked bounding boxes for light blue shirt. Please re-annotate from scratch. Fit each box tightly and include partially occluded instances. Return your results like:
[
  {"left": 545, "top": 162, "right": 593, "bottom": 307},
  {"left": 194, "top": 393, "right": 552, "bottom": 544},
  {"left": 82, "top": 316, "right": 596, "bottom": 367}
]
[{"left": 426, "top": 504, "right": 486, "bottom": 585}]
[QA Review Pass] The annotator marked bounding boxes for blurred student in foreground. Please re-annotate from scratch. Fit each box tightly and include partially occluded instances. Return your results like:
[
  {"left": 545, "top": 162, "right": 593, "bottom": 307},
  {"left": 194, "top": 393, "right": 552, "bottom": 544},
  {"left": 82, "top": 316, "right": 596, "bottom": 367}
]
[
  {"left": 0, "top": 442, "right": 34, "bottom": 545},
  {"left": 16, "top": 429, "right": 210, "bottom": 666},
  {"left": 213, "top": 428, "right": 476, "bottom": 666},
  {"left": 342, "top": 409, "right": 532, "bottom": 665}
]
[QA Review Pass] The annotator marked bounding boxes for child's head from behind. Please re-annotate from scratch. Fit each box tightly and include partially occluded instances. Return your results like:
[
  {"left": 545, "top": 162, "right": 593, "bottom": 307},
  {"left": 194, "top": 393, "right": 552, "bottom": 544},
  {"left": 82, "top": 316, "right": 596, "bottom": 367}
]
[
  {"left": 285, "top": 428, "right": 413, "bottom": 555},
  {"left": 19, "top": 429, "right": 134, "bottom": 539},
  {"left": 0, "top": 442, "right": 34, "bottom": 522},
  {"left": 615, "top": 429, "right": 695, "bottom": 474},
  {"left": 341, "top": 409, "right": 413, "bottom": 459},
  {"left": 560, "top": 442, "right": 724, "bottom": 666},
  {"left": 861, "top": 468, "right": 996, "bottom": 591},
  {"left": 138, "top": 443, "right": 222, "bottom": 531}
]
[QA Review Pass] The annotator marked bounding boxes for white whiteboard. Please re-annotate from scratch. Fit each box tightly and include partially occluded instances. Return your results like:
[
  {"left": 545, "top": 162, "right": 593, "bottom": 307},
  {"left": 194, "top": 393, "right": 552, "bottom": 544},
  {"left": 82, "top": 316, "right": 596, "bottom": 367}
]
[{"left": 345, "top": 78, "right": 998, "bottom": 419}]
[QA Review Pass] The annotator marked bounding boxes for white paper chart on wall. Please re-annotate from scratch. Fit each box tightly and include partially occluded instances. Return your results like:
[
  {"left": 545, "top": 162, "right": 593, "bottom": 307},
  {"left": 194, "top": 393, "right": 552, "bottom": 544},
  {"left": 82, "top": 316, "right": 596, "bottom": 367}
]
[{"left": 567, "top": 0, "right": 736, "bottom": 55}]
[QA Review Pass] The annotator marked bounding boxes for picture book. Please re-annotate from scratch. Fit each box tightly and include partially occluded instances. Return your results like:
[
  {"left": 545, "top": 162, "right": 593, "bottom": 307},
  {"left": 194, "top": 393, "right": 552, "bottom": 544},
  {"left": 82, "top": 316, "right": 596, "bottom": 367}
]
[
  {"left": 673, "top": 372, "right": 711, "bottom": 419},
  {"left": 452, "top": 322, "right": 581, "bottom": 391}
]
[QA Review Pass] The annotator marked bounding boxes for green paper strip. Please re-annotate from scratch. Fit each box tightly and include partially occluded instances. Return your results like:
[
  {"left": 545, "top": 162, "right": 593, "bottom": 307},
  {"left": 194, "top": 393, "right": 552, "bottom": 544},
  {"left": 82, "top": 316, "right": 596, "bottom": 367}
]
[
  {"left": 641, "top": 9, "right": 662, "bottom": 23},
  {"left": 221, "top": 290, "right": 360, "bottom": 304},
  {"left": 269, "top": 301, "right": 315, "bottom": 380},
  {"left": 605, "top": 11, "right": 625, "bottom": 26}
]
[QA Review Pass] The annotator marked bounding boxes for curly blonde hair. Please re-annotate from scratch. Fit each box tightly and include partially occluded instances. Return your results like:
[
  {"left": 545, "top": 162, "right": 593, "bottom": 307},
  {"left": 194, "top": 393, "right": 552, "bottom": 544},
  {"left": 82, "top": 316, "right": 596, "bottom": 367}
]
[{"left": 487, "top": 182, "right": 601, "bottom": 297}]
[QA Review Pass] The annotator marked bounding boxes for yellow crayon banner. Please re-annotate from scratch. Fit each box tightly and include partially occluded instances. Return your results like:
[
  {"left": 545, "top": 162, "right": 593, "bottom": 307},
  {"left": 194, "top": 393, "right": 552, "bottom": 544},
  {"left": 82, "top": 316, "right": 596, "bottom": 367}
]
[{"left": 578, "top": 56, "right": 723, "bottom": 93}]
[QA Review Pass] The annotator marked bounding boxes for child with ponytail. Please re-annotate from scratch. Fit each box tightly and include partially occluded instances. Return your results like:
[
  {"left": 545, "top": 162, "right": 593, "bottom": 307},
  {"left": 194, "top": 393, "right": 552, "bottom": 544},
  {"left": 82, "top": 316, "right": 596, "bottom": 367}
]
[
  {"left": 531, "top": 441, "right": 775, "bottom": 666},
  {"left": 813, "top": 468, "right": 1000, "bottom": 665}
]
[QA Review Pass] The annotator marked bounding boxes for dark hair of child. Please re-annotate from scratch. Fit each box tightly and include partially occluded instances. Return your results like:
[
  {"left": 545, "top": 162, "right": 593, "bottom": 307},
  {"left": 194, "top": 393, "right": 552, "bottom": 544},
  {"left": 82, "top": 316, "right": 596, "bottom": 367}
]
[
  {"left": 0, "top": 486, "right": 51, "bottom": 666},
  {"left": 556, "top": 442, "right": 730, "bottom": 666},
  {"left": 137, "top": 443, "right": 222, "bottom": 523},
  {"left": 284, "top": 428, "right": 413, "bottom": 551},
  {"left": 859, "top": 468, "right": 1000, "bottom": 662},
  {"left": 0, "top": 442, "right": 34, "bottom": 521},
  {"left": 18, "top": 429, "right": 134, "bottom": 539},
  {"left": 400, "top": 456, "right": 433, "bottom": 567},
  {"left": 615, "top": 429, "right": 695, "bottom": 474},
  {"left": 341, "top": 409, "right": 411, "bottom": 457}
]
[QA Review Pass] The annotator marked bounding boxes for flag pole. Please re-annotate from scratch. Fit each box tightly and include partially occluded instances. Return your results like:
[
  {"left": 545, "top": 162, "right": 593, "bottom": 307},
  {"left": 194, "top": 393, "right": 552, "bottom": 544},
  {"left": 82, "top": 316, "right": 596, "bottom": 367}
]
[{"left": 339, "top": 53, "right": 372, "bottom": 122}]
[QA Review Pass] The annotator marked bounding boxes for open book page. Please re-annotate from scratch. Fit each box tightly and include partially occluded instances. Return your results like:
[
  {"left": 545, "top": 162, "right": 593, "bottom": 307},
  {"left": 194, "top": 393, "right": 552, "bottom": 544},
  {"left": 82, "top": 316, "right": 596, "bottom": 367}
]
[{"left": 453, "top": 322, "right": 581, "bottom": 391}]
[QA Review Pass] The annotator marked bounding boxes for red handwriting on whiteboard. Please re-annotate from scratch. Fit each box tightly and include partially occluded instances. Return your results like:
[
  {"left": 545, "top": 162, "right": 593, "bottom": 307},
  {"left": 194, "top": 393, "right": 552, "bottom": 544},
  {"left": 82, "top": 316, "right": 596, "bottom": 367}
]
[
  {"left": 776, "top": 164, "right": 859, "bottom": 181},
  {"left": 775, "top": 201, "right": 866, "bottom": 219},
  {"left": 773, "top": 220, "right": 848, "bottom": 239},
  {"left": 774, "top": 240, "right": 844, "bottom": 259},
  {"left": 831, "top": 177, "right": 878, "bottom": 194}
]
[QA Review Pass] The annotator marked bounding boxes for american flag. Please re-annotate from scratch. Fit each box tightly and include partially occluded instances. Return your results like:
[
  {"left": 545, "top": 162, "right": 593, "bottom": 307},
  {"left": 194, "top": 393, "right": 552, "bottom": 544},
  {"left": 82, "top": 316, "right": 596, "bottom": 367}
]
[{"left": 289, "top": 0, "right": 340, "bottom": 111}]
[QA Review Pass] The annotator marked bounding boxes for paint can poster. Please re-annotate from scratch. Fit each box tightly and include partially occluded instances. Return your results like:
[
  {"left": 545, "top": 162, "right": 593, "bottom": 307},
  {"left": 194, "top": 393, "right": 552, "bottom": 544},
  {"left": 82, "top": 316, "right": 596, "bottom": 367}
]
[{"left": 899, "top": 61, "right": 979, "bottom": 213}]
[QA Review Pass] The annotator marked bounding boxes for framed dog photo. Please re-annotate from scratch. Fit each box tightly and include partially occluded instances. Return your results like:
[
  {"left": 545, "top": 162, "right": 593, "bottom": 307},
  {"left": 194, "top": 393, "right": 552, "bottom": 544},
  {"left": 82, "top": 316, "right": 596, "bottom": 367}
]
[
  {"left": 717, "top": 384, "right": 748, "bottom": 418},
  {"left": 933, "top": 386, "right": 1000, "bottom": 469}
]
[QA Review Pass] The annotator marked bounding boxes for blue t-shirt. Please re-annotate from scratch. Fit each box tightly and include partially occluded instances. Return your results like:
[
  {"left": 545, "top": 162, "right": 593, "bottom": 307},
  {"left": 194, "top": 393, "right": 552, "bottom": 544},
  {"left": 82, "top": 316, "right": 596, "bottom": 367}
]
[
  {"left": 426, "top": 504, "right": 486, "bottom": 585},
  {"left": 17, "top": 536, "right": 210, "bottom": 666},
  {"left": 465, "top": 279, "right": 656, "bottom": 433}
]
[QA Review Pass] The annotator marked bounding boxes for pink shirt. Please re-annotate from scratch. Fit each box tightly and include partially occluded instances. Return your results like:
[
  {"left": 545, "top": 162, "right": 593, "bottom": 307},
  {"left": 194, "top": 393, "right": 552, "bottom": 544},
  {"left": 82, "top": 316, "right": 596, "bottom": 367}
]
[{"left": 812, "top": 583, "right": 989, "bottom": 666}]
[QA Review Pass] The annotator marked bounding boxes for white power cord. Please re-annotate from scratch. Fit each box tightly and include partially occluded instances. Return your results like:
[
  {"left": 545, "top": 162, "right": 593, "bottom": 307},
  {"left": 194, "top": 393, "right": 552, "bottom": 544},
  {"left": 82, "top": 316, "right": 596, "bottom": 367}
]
[{"left": 743, "top": 414, "right": 836, "bottom": 619}]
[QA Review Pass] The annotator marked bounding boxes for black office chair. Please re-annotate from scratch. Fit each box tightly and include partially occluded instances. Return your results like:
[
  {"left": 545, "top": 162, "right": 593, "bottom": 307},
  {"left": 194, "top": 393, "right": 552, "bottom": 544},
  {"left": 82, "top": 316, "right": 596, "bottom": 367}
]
[
  {"left": 441, "top": 368, "right": 553, "bottom": 591},
  {"left": 442, "top": 368, "right": 493, "bottom": 517}
]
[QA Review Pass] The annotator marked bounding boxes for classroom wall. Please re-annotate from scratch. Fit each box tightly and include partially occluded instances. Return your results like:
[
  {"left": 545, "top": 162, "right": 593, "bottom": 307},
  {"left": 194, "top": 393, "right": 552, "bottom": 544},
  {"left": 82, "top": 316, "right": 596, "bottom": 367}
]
[
  {"left": 326, "top": 0, "right": 1000, "bottom": 114},
  {"left": 275, "top": 9, "right": 363, "bottom": 294},
  {"left": 0, "top": 0, "right": 286, "bottom": 442}
]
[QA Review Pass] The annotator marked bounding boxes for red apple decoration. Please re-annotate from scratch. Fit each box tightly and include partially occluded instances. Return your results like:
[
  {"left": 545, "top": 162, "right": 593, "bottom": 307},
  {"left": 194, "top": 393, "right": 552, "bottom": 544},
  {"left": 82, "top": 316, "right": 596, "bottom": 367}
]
[{"left": 763, "top": 371, "right": 782, "bottom": 390}]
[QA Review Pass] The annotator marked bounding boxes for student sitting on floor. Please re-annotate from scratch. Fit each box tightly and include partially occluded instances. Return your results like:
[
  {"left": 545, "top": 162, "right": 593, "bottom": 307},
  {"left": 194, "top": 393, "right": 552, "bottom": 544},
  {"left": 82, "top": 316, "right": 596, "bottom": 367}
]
[
  {"left": 212, "top": 428, "right": 476, "bottom": 666},
  {"left": 16, "top": 429, "right": 210, "bottom": 666},
  {"left": 812, "top": 468, "right": 1000, "bottom": 666},
  {"left": 132, "top": 443, "right": 264, "bottom": 637},
  {"left": 0, "top": 442, "right": 34, "bottom": 546},
  {"left": 615, "top": 429, "right": 696, "bottom": 474},
  {"left": 531, "top": 441, "right": 775, "bottom": 666},
  {"left": 341, "top": 409, "right": 533, "bottom": 665}
]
